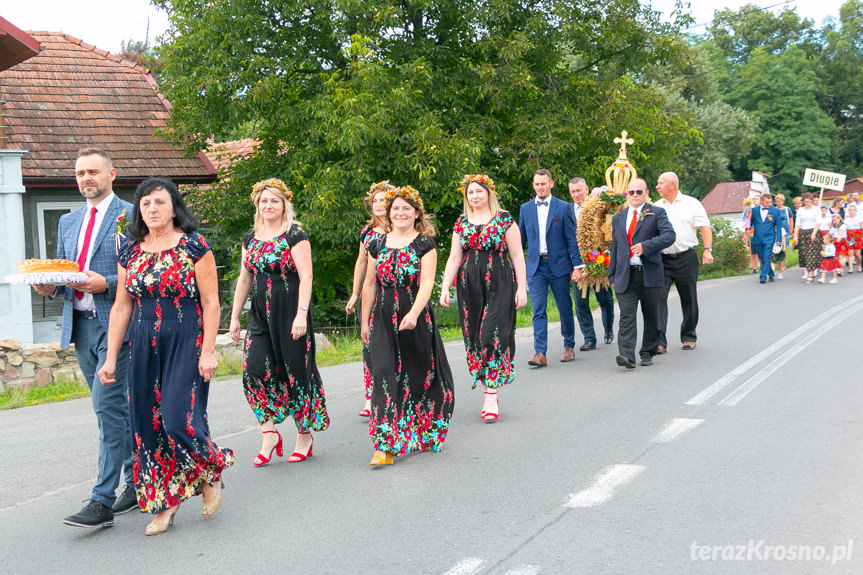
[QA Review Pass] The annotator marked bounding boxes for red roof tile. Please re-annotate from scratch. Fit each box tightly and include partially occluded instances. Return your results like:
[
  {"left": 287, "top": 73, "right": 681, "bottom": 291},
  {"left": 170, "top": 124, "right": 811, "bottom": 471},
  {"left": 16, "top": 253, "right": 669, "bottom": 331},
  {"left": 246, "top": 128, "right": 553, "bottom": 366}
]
[
  {"left": 205, "top": 139, "right": 261, "bottom": 174},
  {"left": 0, "top": 32, "right": 215, "bottom": 181},
  {"left": 702, "top": 181, "right": 757, "bottom": 215}
]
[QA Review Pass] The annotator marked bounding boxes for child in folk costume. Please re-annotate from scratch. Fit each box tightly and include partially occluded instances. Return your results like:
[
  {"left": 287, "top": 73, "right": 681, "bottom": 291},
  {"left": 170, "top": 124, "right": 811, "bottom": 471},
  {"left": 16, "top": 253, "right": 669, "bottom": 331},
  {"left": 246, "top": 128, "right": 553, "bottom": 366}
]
[
  {"left": 818, "top": 206, "right": 831, "bottom": 237},
  {"left": 817, "top": 232, "right": 841, "bottom": 284},
  {"left": 829, "top": 214, "right": 848, "bottom": 273},
  {"left": 845, "top": 204, "right": 862, "bottom": 273}
]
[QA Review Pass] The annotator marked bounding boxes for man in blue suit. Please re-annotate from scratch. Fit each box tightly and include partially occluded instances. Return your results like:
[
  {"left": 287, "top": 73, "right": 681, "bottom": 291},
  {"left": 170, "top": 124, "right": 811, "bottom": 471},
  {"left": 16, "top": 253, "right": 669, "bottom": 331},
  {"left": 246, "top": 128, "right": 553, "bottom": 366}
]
[
  {"left": 608, "top": 178, "right": 676, "bottom": 369},
  {"left": 33, "top": 148, "right": 135, "bottom": 528},
  {"left": 749, "top": 192, "right": 782, "bottom": 283},
  {"left": 519, "top": 169, "right": 584, "bottom": 367}
]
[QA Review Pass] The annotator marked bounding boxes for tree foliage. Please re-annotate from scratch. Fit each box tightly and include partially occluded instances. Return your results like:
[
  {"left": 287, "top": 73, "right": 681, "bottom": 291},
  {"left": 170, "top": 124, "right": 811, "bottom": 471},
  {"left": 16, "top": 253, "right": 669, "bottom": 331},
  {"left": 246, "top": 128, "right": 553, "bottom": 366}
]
[{"left": 153, "top": 0, "right": 697, "bottom": 318}]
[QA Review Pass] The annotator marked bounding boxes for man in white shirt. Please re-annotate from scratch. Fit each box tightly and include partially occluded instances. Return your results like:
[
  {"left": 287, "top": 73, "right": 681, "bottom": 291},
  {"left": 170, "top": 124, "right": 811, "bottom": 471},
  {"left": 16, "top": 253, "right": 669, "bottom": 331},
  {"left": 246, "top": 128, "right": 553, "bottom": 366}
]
[
  {"left": 568, "top": 177, "right": 615, "bottom": 349},
  {"left": 654, "top": 172, "right": 713, "bottom": 352}
]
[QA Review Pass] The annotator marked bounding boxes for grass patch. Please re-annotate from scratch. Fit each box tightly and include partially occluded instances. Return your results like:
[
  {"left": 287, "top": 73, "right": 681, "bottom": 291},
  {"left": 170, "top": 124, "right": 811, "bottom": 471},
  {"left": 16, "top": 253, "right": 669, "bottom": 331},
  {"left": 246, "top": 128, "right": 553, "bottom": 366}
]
[{"left": 0, "top": 377, "right": 90, "bottom": 410}]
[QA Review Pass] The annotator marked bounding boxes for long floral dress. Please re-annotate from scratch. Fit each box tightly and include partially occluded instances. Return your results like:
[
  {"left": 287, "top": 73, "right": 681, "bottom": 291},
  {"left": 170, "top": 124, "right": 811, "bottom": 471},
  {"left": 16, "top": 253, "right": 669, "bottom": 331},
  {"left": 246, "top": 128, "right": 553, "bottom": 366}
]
[
  {"left": 359, "top": 224, "right": 384, "bottom": 401},
  {"left": 241, "top": 225, "right": 329, "bottom": 432},
  {"left": 367, "top": 234, "right": 454, "bottom": 455},
  {"left": 119, "top": 232, "right": 234, "bottom": 513},
  {"left": 453, "top": 211, "right": 517, "bottom": 389}
]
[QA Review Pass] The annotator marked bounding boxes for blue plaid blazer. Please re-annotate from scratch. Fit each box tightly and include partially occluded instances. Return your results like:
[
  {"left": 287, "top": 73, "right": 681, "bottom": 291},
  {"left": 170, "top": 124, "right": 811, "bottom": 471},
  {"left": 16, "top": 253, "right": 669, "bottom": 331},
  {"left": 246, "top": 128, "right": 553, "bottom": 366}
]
[{"left": 54, "top": 195, "right": 134, "bottom": 349}]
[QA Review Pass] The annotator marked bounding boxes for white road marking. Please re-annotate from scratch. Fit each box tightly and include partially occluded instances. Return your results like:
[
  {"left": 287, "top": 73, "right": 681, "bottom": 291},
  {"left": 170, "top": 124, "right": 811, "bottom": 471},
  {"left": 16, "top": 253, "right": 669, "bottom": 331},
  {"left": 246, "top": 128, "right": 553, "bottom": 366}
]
[
  {"left": 651, "top": 418, "right": 704, "bottom": 443},
  {"left": 565, "top": 464, "right": 646, "bottom": 508},
  {"left": 0, "top": 478, "right": 93, "bottom": 513},
  {"left": 504, "top": 565, "right": 541, "bottom": 575},
  {"left": 686, "top": 295, "right": 863, "bottom": 405},
  {"left": 443, "top": 557, "right": 483, "bottom": 575},
  {"left": 719, "top": 301, "right": 863, "bottom": 406}
]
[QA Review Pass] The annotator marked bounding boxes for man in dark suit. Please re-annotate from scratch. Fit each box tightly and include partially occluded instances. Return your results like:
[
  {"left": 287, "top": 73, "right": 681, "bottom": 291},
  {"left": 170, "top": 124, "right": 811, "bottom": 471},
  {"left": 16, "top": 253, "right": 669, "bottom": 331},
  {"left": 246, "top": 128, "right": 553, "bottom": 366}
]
[
  {"left": 519, "top": 169, "right": 584, "bottom": 367},
  {"left": 608, "top": 178, "right": 676, "bottom": 369},
  {"left": 749, "top": 192, "right": 782, "bottom": 283},
  {"left": 33, "top": 148, "right": 136, "bottom": 528}
]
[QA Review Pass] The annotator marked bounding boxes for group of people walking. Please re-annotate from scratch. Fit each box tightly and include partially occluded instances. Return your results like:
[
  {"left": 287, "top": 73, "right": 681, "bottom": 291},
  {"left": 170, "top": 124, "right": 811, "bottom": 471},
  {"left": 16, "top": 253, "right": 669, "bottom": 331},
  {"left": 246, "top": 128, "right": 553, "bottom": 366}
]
[
  {"left": 744, "top": 190, "right": 863, "bottom": 285},
  {"left": 37, "top": 149, "right": 712, "bottom": 537}
]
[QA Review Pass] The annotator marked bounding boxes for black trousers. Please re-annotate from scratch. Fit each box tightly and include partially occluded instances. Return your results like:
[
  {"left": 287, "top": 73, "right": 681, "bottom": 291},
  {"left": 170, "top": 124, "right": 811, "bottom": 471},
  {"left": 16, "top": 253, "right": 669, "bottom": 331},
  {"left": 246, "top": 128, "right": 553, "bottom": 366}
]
[
  {"left": 658, "top": 248, "right": 699, "bottom": 347},
  {"left": 617, "top": 267, "right": 663, "bottom": 362}
]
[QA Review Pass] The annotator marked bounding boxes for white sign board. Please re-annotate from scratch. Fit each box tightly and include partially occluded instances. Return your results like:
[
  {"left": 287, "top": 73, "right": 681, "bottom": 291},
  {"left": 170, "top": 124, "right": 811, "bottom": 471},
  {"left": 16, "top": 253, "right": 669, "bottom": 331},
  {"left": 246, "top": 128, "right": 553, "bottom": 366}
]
[{"left": 803, "top": 168, "right": 846, "bottom": 192}]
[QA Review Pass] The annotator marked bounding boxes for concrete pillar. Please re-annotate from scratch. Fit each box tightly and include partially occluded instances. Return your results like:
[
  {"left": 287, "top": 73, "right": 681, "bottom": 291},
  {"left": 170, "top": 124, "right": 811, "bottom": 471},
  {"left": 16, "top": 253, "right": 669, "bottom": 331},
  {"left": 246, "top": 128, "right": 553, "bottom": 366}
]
[{"left": 0, "top": 149, "right": 33, "bottom": 345}]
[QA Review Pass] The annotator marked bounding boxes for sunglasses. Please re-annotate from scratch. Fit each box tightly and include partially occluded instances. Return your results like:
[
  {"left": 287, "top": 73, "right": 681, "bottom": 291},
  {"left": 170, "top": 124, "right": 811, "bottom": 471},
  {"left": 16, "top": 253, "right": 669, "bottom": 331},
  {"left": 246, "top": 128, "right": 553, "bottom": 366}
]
[{"left": 627, "top": 189, "right": 647, "bottom": 196}]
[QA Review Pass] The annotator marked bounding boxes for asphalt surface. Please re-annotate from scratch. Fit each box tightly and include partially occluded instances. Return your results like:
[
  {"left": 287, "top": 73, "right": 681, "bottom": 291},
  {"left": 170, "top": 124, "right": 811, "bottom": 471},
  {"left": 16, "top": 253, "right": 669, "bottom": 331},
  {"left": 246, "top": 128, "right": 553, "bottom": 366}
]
[{"left": 1, "top": 269, "right": 861, "bottom": 574}]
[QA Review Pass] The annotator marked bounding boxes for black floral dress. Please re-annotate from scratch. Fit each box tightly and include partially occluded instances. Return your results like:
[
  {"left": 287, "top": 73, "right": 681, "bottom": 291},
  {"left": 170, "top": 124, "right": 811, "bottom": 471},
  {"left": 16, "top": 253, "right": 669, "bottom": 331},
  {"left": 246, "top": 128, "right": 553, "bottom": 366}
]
[
  {"left": 241, "top": 225, "right": 329, "bottom": 432},
  {"left": 453, "top": 211, "right": 517, "bottom": 389},
  {"left": 367, "top": 234, "right": 455, "bottom": 455},
  {"left": 119, "top": 233, "right": 234, "bottom": 513},
  {"left": 359, "top": 224, "right": 385, "bottom": 400}
]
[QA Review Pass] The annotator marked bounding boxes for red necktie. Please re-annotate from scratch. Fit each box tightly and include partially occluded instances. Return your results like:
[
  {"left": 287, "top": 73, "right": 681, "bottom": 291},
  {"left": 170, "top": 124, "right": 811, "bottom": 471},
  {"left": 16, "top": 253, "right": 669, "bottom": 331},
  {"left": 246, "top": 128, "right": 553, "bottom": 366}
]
[
  {"left": 627, "top": 208, "right": 638, "bottom": 247},
  {"left": 76, "top": 206, "right": 98, "bottom": 301}
]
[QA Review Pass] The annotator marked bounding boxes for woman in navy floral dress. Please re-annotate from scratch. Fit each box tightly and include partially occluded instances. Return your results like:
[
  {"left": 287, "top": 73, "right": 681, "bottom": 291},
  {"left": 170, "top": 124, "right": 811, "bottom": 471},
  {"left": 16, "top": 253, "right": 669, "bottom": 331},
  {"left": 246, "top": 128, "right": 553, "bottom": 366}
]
[
  {"left": 229, "top": 179, "right": 328, "bottom": 468},
  {"left": 361, "top": 187, "right": 455, "bottom": 466},
  {"left": 99, "top": 178, "right": 233, "bottom": 536},
  {"left": 346, "top": 181, "right": 393, "bottom": 418},
  {"left": 441, "top": 175, "right": 527, "bottom": 422}
]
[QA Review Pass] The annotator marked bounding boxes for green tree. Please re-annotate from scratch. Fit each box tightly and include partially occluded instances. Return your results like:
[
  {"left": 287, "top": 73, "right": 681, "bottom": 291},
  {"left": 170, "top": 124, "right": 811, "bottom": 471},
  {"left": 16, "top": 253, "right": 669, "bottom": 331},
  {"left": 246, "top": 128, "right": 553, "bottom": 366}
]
[
  {"left": 647, "top": 43, "right": 756, "bottom": 198},
  {"left": 817, "top": 0, "right": 863, "bottom": 176},
  {"left": 727, "top": 46, "right": 838, "bottom": 194},
  {"left": 708, "top": 3, "right": 817, "bottom": 64},
  {"left": 153, "top": 0, "right": 697, "bottom": 319}
]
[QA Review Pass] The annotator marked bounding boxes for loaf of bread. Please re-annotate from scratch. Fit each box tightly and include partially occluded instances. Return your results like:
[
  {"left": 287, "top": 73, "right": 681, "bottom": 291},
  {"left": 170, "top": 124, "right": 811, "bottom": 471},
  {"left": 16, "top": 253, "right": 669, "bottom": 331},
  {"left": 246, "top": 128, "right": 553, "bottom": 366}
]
[{"left": 17, "top": 259, "right": 81, "bottom": 274}]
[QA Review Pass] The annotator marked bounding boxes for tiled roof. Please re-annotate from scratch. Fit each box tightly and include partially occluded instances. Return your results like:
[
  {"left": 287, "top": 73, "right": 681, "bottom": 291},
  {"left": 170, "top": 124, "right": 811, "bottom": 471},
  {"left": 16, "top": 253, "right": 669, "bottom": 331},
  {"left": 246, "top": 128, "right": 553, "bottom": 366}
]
[
  {"left": 205, "top": 138, "right": 261, "bottom": 174},
  {"left": 0, "top": 32, "right": 215, "bottom": 181},
  {"left": 701, "top": 181, "right": 755, "bottom": 215}
]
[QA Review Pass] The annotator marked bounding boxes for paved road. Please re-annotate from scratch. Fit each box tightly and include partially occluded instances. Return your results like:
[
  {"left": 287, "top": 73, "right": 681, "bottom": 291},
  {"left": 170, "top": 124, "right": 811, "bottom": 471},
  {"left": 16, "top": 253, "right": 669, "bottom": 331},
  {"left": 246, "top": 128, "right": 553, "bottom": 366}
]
[{"left": 1, "top": 271, "right": 861, "bottom": 574}]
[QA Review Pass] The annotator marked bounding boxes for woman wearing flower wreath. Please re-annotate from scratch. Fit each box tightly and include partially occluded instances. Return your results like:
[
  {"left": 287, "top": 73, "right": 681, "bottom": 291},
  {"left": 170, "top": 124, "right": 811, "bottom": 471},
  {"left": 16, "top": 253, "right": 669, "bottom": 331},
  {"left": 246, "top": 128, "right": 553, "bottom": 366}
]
[
  {"left": 440, "top": 174, "right": 527, "bottom": 422},
  {"left": 346, "top": 180, "right": 395, "bottom": 418},
  {"left": 360, "top": 186, "right": 455, "bottom": 465},
  {"left": 229, "top": 179, "right": 329, "bottom": 467},
  {"left": 98, "top": 178, "right": 234, "bottom": 535}
]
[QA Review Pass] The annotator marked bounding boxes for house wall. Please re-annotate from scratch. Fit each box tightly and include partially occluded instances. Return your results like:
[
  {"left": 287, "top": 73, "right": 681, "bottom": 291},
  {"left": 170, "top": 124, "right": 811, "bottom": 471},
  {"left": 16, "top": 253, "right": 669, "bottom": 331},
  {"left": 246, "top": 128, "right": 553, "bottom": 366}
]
[{"left": 0, "top": 149, "right": 32, "bottom": 344}]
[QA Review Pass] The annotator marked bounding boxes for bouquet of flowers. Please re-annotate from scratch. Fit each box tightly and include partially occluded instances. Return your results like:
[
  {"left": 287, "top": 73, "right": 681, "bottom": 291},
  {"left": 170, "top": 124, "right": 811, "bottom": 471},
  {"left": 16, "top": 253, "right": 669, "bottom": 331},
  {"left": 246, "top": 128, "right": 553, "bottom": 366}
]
[{"left": 584, "top": 249, "right": 611, "bottom": 277}]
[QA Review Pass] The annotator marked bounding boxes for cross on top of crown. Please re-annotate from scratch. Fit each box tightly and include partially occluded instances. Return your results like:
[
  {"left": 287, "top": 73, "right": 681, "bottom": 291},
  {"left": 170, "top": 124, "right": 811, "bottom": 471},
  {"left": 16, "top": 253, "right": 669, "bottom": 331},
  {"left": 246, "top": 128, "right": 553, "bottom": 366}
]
[{"left": 614, "top": 130, "right": 634, "bottom": 157}]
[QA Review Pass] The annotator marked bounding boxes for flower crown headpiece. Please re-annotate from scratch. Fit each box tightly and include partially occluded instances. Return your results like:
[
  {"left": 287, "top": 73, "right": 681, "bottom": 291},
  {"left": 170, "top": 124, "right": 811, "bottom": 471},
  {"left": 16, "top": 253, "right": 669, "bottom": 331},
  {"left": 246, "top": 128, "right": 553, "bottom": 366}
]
[
  {"left": 368, "top": 180, "right": 395, "bottom": 196},
  {"left": 384, "top": 185, "right": 424, "bottom": 211},
  {"left": 457, "top": 174, "right": 496, "bottom": 196},
  {"left": 252, "top": 178, "right": 292, "bottom": 201}
]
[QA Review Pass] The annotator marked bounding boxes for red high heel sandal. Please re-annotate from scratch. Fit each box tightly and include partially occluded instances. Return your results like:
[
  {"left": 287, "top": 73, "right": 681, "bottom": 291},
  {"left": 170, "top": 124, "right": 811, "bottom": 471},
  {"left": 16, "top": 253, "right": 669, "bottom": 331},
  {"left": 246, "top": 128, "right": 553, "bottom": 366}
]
[
  {"left": 253, "top": 430, "right": 283, "bottom": 466},
  {"left": 482, "top": 391, "right": 499, "bottom": 422},
  {"left": 289, "top": 432, "right": 314, "bottom": 463}
]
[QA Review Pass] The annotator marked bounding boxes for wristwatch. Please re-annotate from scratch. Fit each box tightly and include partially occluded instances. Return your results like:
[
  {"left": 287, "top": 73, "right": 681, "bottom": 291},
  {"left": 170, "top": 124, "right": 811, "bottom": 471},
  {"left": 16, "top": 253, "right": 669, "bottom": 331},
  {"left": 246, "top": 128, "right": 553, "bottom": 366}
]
[
  {"left": 704, "top": 247, "right": 713, "bottom": 251},
  {"left": 298, "top": 304, "right": 308, "bottom": 311}
]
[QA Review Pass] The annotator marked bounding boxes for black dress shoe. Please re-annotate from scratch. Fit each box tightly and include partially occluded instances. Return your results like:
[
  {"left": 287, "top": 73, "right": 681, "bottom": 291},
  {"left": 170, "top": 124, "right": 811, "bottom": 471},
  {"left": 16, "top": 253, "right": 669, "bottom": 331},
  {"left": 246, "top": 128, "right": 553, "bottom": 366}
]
[
  {"left": 768, "top": 276, "right": 775, "bottom": 282},
  {"left": 112, "top": 485, "right": 139, "bottom": 515},
  {"left": 616, "top": 355, "right": 636, "bottom": 369},
  {"left": 759, "top": 278, "right": 766, "bottom": 284},
  {"left": 63, "top": 499, "right": 115, "bottom": 528},
  {"left": 579, "top": 341, "right": 596, "bottom": 351},
  {"left": 640, "top": 355, "right": 654, "bottom": 366},
  {"left": 604, "top": 332, "right": 614, "bottom": 344}
]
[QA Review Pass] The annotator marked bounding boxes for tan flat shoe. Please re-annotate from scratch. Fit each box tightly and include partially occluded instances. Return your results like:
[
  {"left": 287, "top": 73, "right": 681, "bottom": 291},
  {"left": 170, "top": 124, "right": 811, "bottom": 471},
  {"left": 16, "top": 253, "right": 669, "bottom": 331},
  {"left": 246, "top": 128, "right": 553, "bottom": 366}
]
[
  {"left": 145, "top": 505, "right": 179, "bottom": 536},
  {"left": 202, "top": 480, "right": 224, "bottom": 518}
]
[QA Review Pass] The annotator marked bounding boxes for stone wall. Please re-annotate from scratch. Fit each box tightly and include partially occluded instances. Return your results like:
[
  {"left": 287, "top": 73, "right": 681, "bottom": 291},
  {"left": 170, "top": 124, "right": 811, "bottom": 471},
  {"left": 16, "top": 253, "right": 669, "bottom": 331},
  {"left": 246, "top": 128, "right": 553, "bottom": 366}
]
[
  {"left": 0, "top": 339, "right": 84, "bottom": 392},
  {"left": 0, "top": 332, "right": 332, "bottom": 394}
]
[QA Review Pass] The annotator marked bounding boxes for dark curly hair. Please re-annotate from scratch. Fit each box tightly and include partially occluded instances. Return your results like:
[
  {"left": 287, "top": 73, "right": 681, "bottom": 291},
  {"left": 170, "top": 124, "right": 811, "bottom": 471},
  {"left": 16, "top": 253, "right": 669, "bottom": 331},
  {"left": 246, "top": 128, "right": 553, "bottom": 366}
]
[{"left": 127, "top": 178, "right": 198, "bottom": 241}]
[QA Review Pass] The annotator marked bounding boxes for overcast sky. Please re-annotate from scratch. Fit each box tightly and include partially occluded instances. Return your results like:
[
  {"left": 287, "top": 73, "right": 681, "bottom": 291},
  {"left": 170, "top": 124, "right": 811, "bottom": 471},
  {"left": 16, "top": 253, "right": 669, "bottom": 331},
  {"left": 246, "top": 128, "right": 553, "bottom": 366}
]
[{"left": 1, "top": 0, "right": 852, "bottom": 55}]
